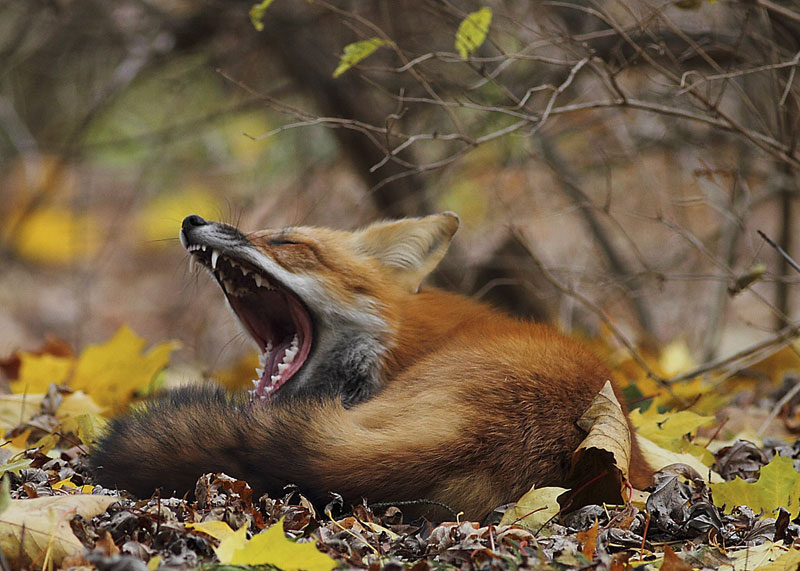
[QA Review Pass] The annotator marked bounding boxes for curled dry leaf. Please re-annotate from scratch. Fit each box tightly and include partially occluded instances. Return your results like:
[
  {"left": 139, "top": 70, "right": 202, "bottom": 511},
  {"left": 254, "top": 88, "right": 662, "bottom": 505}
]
[
  {"left": 0, "top": 495, "right": 117, "bottom": 568},
  {"left": 561, "top": 381, "right": 630, "bottom": 511}
]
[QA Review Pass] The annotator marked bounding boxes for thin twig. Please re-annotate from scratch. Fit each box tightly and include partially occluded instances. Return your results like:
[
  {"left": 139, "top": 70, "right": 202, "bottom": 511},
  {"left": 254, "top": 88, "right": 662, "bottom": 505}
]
[
  {"left": 757, "top": 378, "right": 800, "bottom": 437},
  {"left": 666, "top": 323, "right": 800, "bottom": 384},
  {"left": 758, "top": 230, "right": 800, "bottom": 274},
  {"left": 509, "top": 227, "right": 670, "bottom": 387}
]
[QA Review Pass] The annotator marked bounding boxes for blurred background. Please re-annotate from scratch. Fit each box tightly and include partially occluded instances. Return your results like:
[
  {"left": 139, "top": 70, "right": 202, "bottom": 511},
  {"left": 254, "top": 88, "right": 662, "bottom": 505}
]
[{"left": 1, "top": 0, "right": 798, "bottom": 390}]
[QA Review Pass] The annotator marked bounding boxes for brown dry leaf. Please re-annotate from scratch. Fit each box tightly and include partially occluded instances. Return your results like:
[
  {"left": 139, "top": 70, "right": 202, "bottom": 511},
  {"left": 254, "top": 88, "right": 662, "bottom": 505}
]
[
  {"left": 577, "top": 519, "right": 599, "bottom": 560},
  {"left": 661, "top": 544, "right": 694, "bottom": 571},
  {"left": 0, "top": 495, "right": 117, "bottom": 568},
  {"left": 561, "top": 381, "right": 631, "bottom": 511}
]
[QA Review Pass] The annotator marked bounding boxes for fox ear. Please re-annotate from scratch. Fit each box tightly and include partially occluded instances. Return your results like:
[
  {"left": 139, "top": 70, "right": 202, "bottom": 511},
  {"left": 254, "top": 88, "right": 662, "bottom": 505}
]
[{"left": 354, "top": 212, "right": 460, "bottom": 292}]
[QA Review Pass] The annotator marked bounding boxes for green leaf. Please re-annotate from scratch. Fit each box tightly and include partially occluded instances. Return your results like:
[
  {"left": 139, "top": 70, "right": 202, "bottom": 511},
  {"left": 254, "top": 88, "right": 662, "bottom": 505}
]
[
  {"left": 455, "top": 7, "right": 492, "bottom": 58},
  {"left": 332, "top": 38, "right": 390, "bottom": 78},
  {"left": 0, "top": 458, "right": 33, "bottom": 478},
  {"left": 710, "top": 455, "right": 800, "bottom": 519},
  {"left": 249, "top": 0, "right": 276, "bottom": 32}
]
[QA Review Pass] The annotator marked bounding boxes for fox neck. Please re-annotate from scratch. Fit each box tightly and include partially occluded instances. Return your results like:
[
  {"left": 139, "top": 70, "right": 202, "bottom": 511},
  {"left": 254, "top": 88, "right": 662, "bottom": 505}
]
[{"left": 273, "top": 287, "right": 496, "bottom": 407}]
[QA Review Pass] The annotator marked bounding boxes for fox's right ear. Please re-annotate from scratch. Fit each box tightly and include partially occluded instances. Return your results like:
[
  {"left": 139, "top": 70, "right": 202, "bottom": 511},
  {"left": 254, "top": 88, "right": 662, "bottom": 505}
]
[{"left": 353, "top": 212, "right": 460, "bottom": 292}]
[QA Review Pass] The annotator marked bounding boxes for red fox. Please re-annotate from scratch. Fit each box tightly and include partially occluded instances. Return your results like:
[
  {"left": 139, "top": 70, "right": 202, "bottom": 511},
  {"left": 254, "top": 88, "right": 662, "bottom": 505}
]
[{"left": 91, "top": 213, "right": 652, "bottom": 520}]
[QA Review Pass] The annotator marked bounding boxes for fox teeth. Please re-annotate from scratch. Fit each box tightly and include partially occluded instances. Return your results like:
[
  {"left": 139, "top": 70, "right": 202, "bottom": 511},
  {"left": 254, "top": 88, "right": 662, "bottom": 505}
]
[
  {"left": 222, "top": 279, "right": 233, "bottom": 292},
  {"left": 290, "top": 334, "right": 299, "bottom": 348},
  {"left": 201, "top": 244, "right": 207, "bottom": 251},
  {"left": 188, "top": 255, "right": 196, "bottom": 273},
  {"left": 252, "top": 379, "right": 259, "bottom": 387},
  {"left": 241, "top": 267, "right": 250, "bottom": 276},
  {"left": 255, "top": 367, "right": 264, "bottom": 377},
  {"left": 211, "top": 249, "right": 220, "bottom": 270},
  {"left": 277, "top": 363, "right": 290, "bottom": 374},
  {"left": 270, "top": 374, "right": 280, "bottom": 384},
  {"left": 283, "top": 347, "right": 298, "bottom": 362}
]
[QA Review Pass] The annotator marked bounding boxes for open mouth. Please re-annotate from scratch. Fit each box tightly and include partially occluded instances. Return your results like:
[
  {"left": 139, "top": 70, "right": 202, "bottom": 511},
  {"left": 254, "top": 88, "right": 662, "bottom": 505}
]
[{"left": 186, "top": 244, "right": 313, "bottom": 401}]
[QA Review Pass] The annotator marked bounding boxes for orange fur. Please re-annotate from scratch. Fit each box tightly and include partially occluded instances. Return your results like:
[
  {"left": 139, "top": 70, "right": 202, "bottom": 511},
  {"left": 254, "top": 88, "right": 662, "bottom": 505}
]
[{"left": 92, "top": 213, "right": 652, "bottom": 520}]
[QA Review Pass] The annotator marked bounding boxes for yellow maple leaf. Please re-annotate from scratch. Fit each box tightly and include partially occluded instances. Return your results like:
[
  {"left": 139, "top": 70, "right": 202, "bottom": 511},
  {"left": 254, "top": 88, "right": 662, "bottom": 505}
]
[
  {"left": 9, "top": 353, "right": 73, "bottom": 395},
  {"left": 11, "top": 207, "right": 100, "bottom": 264},
  {"left": 215, "top": 517, "right": 337, "bottom": 571},
  {"left": 186, "top": 520, "right": 236, "bottom": 541},
  {"left": 69, "top": 325, "right": 179, "bottom": 412},
  {"left": 710, "top": 455, "right": 800, "bottom": 519},
  {"left": 630, "top": 408, "right": 716, "bottom": 466}
]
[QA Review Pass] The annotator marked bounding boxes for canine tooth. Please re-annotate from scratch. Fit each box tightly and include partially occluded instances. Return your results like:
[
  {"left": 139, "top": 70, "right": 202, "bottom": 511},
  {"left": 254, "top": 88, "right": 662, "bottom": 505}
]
[
  {"left": 223, "top": 279, "right": 233, "bottom": 292},
  {"left": 211, "top": 249, "right": 220, "bottom": 269},
  {"left": 188, "top": 255, "right": 196, "bottom": 273},
  {"left": 277, "top": 363, "right": 290, "bottom": 374},
  {"left": 254, "top": 274, "right": 263, "bottom": 288}
]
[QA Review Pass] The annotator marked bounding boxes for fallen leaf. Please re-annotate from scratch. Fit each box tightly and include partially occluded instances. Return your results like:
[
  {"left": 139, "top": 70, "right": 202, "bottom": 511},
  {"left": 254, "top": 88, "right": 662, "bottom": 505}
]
[
  {"left": 751, "top": 544, "right": 800, "bottom": 570},
  {"left": 0, "top": 458, "right": 33, "bottom": 477},
  {"left": 637, "top": 435, "right": 722, "bottom": 482},
  {"left": 186, "top": 520, "right": 236, "bottom": 541},
  {"left": 562, "top": 381, "right": 630, "bottom": 510},
  {"left": 11, "top": 207, "right": 100, "bottom": 264},
  {"left": 215, "top": 516, "right": 337, "bottom": 570},
  {"left": 0, "top": 394, "right": 43, "bottom": 434},
  {"left": 69, "top": 325, "right": 179, "bottom": 412},
  {"left": 710, "top": 454, "right": 800, "bottom": 519},
  {"left": 74, "top": 413, "right": 109, "bottom": 448},
  {"left": 9, "top": 352, "right": 73, "bottom": 395},
  {"left": 499, "top": 485, "right": 566, "bottom": 530},
  {"left": 724, "top": 540, "right": 794, "bottom": 570},
  {"left": 214, "top": 524, "right": 248, "bottom": 564},
  {"left": 661, "top": 544, "right": 694, "bottom": 571},
  {"left": 0, "top": 495, "right": 117, "bottom": 568},
  {"left": 630, "top": 408, "right": 716, "bottom": 466},
  {"left": 577, "top": 520, "right": 598, "bottom": 560}
]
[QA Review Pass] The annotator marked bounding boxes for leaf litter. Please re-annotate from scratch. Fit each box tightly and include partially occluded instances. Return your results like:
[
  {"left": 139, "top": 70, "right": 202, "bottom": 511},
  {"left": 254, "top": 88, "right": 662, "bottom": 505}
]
[{"left": 1, "top": 332, "right": 800, "bottom": 568}]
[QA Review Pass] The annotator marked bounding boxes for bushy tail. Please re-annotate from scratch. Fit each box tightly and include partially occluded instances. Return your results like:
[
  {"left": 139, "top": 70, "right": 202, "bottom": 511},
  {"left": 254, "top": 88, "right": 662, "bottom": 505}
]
[{"left": 90, "top": 385, "right": 480, "bottom": 515}]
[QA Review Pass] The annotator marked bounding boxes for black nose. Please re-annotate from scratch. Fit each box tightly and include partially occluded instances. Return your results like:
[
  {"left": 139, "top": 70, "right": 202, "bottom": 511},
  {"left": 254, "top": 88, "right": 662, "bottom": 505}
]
[{"left": 182, "top": 214, "right": 207, "bottom": 231}]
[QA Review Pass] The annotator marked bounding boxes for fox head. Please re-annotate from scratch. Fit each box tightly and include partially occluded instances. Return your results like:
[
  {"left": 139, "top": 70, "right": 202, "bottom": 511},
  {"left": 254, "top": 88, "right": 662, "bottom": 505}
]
[{"left": 179, "top": 213, "right": 459, "bottom": 405}]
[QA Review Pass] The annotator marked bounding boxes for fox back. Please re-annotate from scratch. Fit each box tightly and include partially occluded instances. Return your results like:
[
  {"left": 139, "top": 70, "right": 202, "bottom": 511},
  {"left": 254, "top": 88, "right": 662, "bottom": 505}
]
[{"left": 91, "top": 213, "right": 652, "bottom": 520}]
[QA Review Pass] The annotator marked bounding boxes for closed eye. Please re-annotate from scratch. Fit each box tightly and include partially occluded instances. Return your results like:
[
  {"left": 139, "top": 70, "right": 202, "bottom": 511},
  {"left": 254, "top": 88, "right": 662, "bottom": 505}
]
[{"left": 269, "top": 238, "right": 300, "bottom": 246}]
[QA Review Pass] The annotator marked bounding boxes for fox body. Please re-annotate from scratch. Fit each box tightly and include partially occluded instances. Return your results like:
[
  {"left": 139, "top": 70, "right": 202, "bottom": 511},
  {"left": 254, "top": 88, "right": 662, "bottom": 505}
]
[{"left": 92, "top": 213, "right": 652, "bottom": 520}]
